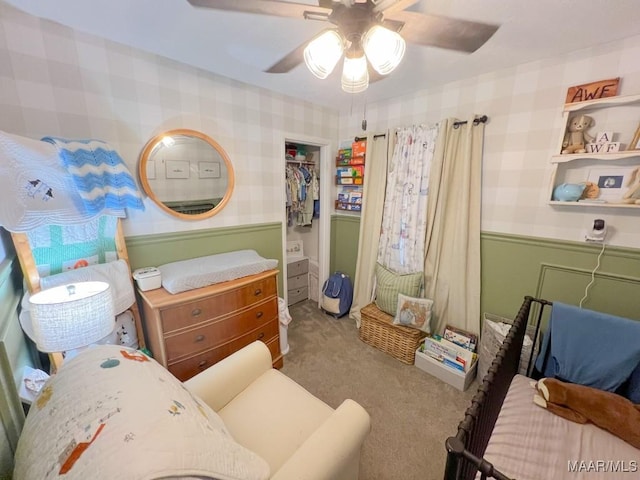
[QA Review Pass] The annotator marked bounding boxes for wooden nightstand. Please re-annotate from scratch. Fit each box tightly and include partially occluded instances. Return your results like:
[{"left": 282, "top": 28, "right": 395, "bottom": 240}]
[{"left": 137, "top": 269, "right": 282, "bottom": 381}]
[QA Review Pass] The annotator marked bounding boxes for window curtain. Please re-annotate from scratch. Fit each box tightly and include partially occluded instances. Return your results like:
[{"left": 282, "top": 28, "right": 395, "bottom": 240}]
[
  {"left": 423, "top": 117, "right": 484, "bottom": 335},
  {"left": 377, "top": 124, "right": 438, "bottom": 274},
  {"left": 349, "top": 133, "right": 391, "bottom": 327}
]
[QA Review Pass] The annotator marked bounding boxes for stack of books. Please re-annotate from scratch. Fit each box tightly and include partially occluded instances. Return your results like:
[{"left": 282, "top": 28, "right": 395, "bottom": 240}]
[
  {"left": 443, "top": 325, "right": 478, "bottom": 352},
  {"left": 421, "top": 328, "right": 478, "bottom": 373}
]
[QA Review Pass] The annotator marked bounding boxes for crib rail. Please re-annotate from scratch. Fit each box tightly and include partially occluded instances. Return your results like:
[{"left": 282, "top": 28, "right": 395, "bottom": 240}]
[{"left": 444, "top": 296, "right": 552, "bottom": 480}]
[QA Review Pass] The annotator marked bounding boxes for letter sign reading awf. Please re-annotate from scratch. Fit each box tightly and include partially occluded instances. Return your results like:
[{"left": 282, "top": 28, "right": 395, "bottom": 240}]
[{"left": 566, "top": 78, "right": 620, "bottom": 104}]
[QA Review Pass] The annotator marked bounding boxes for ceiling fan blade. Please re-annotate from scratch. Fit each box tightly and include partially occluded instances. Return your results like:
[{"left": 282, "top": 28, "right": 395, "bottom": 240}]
[
  {"left": 373, "top": 0, "right": 420, "bottom": 16},
  {"left": 385, "top": 10, "right": 499, "bottom": 53},
  {"left": 264, "top": 40, "right": 310, "bottom": 74},
  {"left": 186, "top": 0, "right": 331, "bottom": 19}
]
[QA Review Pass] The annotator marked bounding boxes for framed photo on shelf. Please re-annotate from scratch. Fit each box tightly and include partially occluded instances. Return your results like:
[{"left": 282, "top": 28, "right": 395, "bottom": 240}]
[
  {"left": 198, "top": 161, "right": 220, "bottom": 178},
  {"left": 627, "top": 123, "right": 640, "bottom": 151},
  {"left": 166, "top": 160, "right": 190, "bottom": 179},
  {"left": 587, "top": 167, "right": 634, "bottom": 202}
]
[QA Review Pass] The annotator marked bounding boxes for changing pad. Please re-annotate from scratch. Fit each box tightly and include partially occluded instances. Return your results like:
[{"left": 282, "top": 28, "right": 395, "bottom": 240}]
[{"left": 159, "top": 250, "right": 278, "bottom": 294}]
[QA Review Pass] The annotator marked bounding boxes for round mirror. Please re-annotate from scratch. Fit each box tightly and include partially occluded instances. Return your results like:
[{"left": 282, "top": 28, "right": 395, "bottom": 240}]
[{"left": 138, "top": 129, "right": 235, "bottom": 220}]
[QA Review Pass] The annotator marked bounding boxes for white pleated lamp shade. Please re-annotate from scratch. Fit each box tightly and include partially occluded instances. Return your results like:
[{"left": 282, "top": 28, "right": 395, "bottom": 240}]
[
  {"left": 28, "top": 281, "right": 115, "bottom": 353},
  {"left": 303, "top": 29, "right": 344, "bottom": 79},
  {"left": 341, "top": 55, "right": 369, "bottom": 93},
  {"left": 362, "top": 25, "right": 406, "bottom": 75}
]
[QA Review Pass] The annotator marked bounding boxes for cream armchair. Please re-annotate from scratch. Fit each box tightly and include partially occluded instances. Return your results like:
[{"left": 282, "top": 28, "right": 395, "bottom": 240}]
[
  {"left": 185, "top": 341, "right": 371, "bottom": 480},
  {"left": 14, "top": 342, "right": 369, "bottom": 479}
]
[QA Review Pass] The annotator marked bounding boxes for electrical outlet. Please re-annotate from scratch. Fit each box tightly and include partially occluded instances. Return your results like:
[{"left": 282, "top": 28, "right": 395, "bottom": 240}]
[{"left": 585, "top": 218, "right": 607, "bottom": 243}]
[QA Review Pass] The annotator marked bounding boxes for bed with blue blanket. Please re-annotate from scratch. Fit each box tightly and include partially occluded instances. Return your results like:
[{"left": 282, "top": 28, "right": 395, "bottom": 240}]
[{"left": 444, "top": 296, "right": 640, "bottom": 480}]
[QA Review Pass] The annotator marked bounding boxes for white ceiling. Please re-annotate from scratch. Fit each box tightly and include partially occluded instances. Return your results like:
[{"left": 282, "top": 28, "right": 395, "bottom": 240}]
[{"left": 5, "top": 0, "right": 640, "bottom": 110}]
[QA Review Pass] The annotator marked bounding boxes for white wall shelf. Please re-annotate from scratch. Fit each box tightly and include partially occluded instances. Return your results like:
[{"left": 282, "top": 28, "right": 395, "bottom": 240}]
[
  {"left": 548, "top": 93, "right": 640, "bottom": 208},
  {"left": 551, "top": 151, "right": 640, "bottom": 164}
]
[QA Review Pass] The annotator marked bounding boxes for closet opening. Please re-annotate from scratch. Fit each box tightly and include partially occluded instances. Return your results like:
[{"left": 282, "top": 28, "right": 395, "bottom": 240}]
[{"left": 281, "top": 135, "right": 332, "bottom": 310}]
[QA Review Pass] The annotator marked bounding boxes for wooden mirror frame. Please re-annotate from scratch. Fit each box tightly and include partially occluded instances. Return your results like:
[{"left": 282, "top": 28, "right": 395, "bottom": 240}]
[{"left": 138, "top": 129, "right": 235, "bottom": 220}]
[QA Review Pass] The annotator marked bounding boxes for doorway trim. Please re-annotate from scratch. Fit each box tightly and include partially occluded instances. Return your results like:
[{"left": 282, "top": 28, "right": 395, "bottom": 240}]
[{"left": 280, "top": 133, "right": 332, "bottom": 307}]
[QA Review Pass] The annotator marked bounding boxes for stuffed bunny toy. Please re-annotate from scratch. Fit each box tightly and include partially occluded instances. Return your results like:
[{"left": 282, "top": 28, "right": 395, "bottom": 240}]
[{"left": 622, "top": 167, "right": 640, "bottom": 204}]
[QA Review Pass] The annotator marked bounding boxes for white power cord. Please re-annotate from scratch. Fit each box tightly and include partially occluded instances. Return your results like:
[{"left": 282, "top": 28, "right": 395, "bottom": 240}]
[{"left": 579, "top": 241, "right": 606, "bottom": 308}]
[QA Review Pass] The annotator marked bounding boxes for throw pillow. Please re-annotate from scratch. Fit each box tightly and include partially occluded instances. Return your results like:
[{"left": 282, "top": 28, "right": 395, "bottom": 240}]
[
  {"left": 13, "top": 345, "right": 270, "bottom": 480},
  {"left": 374, "top": 263, "right": 422, "bottom": 316},
  {"left": 393, "top": 293, "right": 433, "bottom": 333}
]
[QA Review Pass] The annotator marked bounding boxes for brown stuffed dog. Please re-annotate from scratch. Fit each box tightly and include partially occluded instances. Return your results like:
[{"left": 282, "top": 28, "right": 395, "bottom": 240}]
[{"left": 533, "top": 378, "right": 640, "bottom": 449}]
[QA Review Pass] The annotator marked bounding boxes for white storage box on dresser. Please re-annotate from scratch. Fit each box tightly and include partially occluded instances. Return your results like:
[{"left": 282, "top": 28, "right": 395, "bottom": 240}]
[
  {"left": 287, "top": 256, "right": 309, "bottom": 306},
  {"left": 137, "top": 269, "right": 282, "bottom": 381},
  {"left": 132, "top": 267, "right": 162, "bottom": 291}
]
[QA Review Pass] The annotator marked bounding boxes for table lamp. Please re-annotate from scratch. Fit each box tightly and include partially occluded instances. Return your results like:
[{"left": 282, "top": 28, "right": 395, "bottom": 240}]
[{"left": 28, "top": 281, "right": 115, "bottom": 354}]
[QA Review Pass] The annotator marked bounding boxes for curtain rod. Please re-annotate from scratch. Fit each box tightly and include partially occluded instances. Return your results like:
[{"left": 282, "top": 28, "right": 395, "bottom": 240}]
[
  {"left": 354, "top": 133, "right": 386, "bottom": 142},
  {"left": 453, "top": 115, "right": 488, "bottom": 128}
]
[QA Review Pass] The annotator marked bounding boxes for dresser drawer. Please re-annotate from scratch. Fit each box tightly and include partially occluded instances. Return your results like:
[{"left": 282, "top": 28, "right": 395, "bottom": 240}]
[
  {"left": 160, "top": 276, "right": 277, "bottom": 333},
  {"left": 164, "top": 298, "right": 277, "bottom": 361},
  {"left": 287, "top": 286, "right": 308, "bottom": 306},
  {"left": 287, "top": 258, "right": 309, "bottom": 277},
  {"left": 168, "top": 322, "right": 280, "bottom": 381},
  {"left": 287, "top": 273, "right": 308, "bottom": 290}
]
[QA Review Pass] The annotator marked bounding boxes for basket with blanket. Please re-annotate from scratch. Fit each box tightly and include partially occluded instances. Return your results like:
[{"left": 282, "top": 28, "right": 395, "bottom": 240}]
[{"left": 444, "top": 296, "right": 640, "bottom": 480}]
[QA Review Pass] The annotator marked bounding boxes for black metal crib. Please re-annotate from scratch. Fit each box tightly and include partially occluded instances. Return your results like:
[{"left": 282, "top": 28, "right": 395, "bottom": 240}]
[{"left": 444, "top": 296, "right": 552, "bottom": 480}]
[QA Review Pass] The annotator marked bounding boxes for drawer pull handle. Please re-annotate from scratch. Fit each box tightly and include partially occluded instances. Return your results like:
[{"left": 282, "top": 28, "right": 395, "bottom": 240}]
[
  {"left": 194, "top": 335, "right": 205, "bottom": 343},
  {"left": 254, "top": 288, "right": 262, "bottom": 296},
  {"left": 198, "top": 360, "right": 208, "bottom": 369},
  {"left": 257, "top": 332, "right": 265, "bottom": 340},
  {"left": 256, "top": 311, "right": 263, "bottom": 319},
  {"left": 191, "top": 308, "right": 202, "bottom": 317}
]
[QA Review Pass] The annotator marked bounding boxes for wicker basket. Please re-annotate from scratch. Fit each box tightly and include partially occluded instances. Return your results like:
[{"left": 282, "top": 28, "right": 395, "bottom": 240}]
[{"left": 359, "top": 303, "right": 427, "bottom": 364}]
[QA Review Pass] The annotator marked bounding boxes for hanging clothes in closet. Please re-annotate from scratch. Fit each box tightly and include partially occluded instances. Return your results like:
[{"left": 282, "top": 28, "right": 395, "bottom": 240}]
[{"left": 285, "top": 161, "right": 319, "bottom": 227}]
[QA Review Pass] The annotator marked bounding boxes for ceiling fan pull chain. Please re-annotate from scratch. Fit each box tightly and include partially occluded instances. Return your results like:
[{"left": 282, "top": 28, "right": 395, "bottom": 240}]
[{"left": 362, "top": 97, "right": 368, "bottom": 131}]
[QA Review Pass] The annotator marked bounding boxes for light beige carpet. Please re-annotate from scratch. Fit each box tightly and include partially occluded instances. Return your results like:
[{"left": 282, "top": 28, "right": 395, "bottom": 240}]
[{"left": 280, "top": 300, "right": 478, "bottom": 480}]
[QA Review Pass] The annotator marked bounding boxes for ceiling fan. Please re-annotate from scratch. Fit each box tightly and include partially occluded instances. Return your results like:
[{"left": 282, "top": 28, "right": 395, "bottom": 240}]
[{"left": 186, "top": 0, "right": 499, "bottom": 93}]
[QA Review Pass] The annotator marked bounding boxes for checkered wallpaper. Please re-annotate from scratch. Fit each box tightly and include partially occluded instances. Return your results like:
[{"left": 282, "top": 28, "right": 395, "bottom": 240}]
[
  {"left": 339, "top": 36, "right": 640, "bottom": 249},
  {"left": 1, "top": 2, "right": 639, "bottom": 248},
  {"left": 0, "top": 2, "right": 338, "bottom": 237}
]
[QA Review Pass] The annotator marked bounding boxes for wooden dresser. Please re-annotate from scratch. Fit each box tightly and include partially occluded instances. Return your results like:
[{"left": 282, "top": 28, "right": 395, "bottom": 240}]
[{"left": 137, "top": 269, "right": 282, "bottom": 381}]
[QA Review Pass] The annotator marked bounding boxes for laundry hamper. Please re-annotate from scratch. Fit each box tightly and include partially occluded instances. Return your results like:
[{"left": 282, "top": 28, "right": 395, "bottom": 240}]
[{"left": 359, "top": 303, "right": 427, "bottom": 364}]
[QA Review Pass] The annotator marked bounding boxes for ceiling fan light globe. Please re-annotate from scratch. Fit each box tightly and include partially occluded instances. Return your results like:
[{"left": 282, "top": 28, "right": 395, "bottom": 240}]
[
  {"left": 362, "top": 25, "right": 406, "bottom": 75},
  {"left": 341, "top": 55, "right": 369, "bottom": 94},
  {"left": 303, "top": 30, "right": 344, "bottom": 79}
]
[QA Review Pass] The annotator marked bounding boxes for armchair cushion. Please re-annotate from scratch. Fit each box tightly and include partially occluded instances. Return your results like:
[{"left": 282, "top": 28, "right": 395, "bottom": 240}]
[
  {"left": 14, "top": 345, "right": 270, "bottom": 480},
  {"left": 218, "top": 369, "right": 334, "bottom": 473}
]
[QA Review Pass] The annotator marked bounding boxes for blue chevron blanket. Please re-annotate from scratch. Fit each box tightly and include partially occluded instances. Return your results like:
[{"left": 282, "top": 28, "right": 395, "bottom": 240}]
[{"left": 42, "top": 137, "right": 144, "bottom": 215}]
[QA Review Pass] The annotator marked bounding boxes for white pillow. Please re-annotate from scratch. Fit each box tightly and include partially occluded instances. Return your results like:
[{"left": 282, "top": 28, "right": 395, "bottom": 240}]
[
  {"left": 13, "top": 345, "right": 270, "bottom": 480},
  {"left": 39, "top": 259, "right": 135, "bottom": 315}
]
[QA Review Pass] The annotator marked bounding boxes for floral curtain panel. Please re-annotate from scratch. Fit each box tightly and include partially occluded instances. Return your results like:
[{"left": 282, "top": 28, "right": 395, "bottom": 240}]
[{"left": 377, "top": 124, "right": 439, "bottom": 274}]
